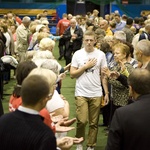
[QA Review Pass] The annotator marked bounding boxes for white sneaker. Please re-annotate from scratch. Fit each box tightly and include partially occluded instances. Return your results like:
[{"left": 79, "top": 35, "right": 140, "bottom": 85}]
[
  {"left": 87, "top": 147, "right": 94, "bottom": 150},
  {"left": 76, "top": 144, "right": 83, "bottom": 150}
]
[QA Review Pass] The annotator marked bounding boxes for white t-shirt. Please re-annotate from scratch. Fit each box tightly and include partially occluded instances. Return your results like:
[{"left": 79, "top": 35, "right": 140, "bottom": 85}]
[{"left": 71, "top": 48, "right": 107, "bottom": 97}]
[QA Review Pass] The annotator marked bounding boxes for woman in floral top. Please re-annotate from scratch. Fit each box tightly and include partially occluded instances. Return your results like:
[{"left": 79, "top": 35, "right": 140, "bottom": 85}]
[{"left": 102, "top": 42, "right": 134, "bottom": 120}]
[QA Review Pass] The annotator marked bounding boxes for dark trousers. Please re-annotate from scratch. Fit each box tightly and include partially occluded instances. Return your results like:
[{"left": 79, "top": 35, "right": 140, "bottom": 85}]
[
  {"left": 64, "top": 44, "right": 73, "bottom": 65},
  {"left": 58, "top": 38, "right": 65, "bottom": 58},
  {"left": 3, "top": 63, "right": 16, "bottom": 81},
  {"left": 109, "top": 99, "right": 133, "bottom": 126},
  {"left": 109, "top": 101, "right": 121, "bottom": 126},
  {"left": 101, "top": 102, "right": 111, "bottom": 126}
]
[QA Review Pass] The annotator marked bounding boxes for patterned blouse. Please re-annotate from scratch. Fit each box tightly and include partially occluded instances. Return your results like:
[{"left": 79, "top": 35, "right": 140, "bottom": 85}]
[{"left": 108, "top": 63, "right": 134, "bottom": 106}]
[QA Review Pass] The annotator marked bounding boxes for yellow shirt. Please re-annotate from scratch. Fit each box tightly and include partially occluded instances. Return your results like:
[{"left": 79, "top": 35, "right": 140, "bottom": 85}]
[{"left": 106, "top": 27, "right": 113, "bottom": 36}]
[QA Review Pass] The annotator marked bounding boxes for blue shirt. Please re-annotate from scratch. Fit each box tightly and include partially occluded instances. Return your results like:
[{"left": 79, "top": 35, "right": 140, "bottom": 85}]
[{"left": 116, "top": 21, "right": 126, "bottom": 31}]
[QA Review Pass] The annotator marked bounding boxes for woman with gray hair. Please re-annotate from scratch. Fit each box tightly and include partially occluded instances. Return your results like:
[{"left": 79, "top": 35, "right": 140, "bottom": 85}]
[{"left": 41, "top": 59, "right": 70, "bottom": 119}]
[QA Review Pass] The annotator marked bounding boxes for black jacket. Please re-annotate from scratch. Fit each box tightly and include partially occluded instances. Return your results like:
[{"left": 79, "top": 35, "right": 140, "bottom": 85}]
[
  {"left": 62, "top": 25, "right": 83, "bottom": 52},
  {"left": 106, "top": 94, "right": 150, "bottom": 150}
]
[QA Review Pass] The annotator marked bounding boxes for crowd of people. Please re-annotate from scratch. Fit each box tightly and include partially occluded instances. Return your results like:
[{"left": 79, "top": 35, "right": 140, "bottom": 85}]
[{"left": 0, "top": 8, "right": 150, "bottom": 150}]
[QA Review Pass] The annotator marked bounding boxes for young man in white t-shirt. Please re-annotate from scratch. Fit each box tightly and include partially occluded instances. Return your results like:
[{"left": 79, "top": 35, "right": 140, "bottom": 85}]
[{"left": 70, "top": 30, "right": 109, "bottom": 150}]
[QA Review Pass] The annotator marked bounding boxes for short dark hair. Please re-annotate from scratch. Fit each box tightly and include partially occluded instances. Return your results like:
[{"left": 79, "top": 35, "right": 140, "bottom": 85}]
[
  {"left": 134, "top": 17, "right": 139, "bottom": 24},
  {"left": 126, "top": 17, "right": 133, "bottom": 25},
  {"left": 86, "top": 20, "right": 94, "bottom": 27},
  {"left": 21, "top": 75, "right": 50, "bottom": 106},
  {"left": 100, "top": 42, "right": 111, "bottom": 53},
  {"left": 128, "top": 68, "right": 150, "bottom": 95}
]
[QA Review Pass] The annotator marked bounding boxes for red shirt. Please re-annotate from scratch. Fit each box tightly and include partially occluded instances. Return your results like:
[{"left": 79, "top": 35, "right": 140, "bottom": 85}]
[
  {"left": 15, "top": 16, "right": 22, "bottom": 25},
  {"left": 40, "top": 108, "right": 56, "bottom": 133},
  {"left": 57, "top": 18, "right": 70, "bottom": 35},
  {"left": 9, "top": 95, "right": 56, "bottom": 133}
]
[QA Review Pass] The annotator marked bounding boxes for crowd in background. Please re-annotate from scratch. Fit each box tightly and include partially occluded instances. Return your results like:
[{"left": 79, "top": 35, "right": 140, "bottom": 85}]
[{"left": 0, "top": 8, "right": 150, "bottom": 150}]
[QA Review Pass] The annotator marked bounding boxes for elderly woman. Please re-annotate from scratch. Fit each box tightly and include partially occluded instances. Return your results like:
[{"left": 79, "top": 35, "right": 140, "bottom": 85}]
[
  {"left": 39, "top": 37, "right": 55, "bottom": 52},
  {"left": 8, "top": 62, "right": 82, "bottom": 149},
  {"left": 32, "top": 37, "right": 70, "bottom": 94},
  {"left": 31, "top": 31, "right": 50, "bottom": 51},
  {"left": 41, "top": 59, "right": 70, "bottom": 118},
  {"left": 31, "top": 37, "right": 55, "bottom": 66},
  {"left": 9, "top": 61, "right": 75, "bottom": 130},
  {"left": 26, "top": 32, "right": 51, "bottom": 60},
  {"left": 102, "top": 42, "right": 134, "bottom": 121}
]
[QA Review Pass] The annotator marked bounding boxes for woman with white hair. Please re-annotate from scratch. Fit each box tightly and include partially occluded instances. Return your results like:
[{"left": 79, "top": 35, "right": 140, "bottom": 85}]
[
  {"left": 32, "top": 37, "right": 55, "bottom": 67},
  {"left": 32, "top": 50, "right": 54, "bottom": 67},
  {"left": 32, "top": 37, "right": 71, "bottom": 92},
  {"left": 39, "top": 37, "right": 55, "bottom": 51}
]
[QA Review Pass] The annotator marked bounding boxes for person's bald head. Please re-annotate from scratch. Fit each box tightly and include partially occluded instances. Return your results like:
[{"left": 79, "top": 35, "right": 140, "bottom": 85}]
[
  {"left": 22, "top": 16, "right": 31, "bottom": 23},
  {"left": 22, "top": 16, "right": 31, "bottom": 28},
  {"left": 99, "top": 19, "right": 108, "bottom": 30},
  {"left": 70, "top": 18, "right": 77, "bottom": 29},
  {"left": 128, "top": 68, "right": 150, "bottom": 97},
  {"left": 134, "top": 39, "right": 150, "bottom": 62}
]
